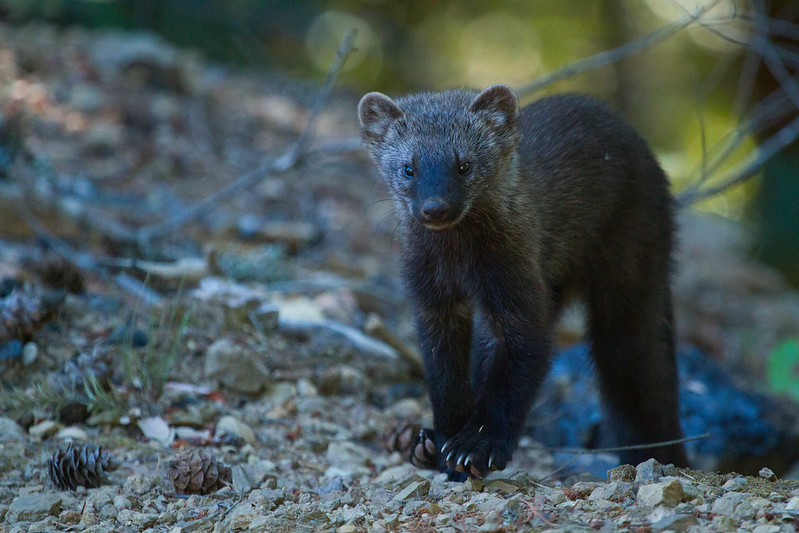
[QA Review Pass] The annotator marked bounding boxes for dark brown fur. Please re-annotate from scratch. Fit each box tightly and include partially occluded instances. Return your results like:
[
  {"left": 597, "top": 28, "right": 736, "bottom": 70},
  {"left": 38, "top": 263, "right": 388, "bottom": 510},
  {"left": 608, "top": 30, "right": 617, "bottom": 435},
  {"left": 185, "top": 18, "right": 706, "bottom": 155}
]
[{"left": 359, "top": 85, "right": 687, "bottom": 480}]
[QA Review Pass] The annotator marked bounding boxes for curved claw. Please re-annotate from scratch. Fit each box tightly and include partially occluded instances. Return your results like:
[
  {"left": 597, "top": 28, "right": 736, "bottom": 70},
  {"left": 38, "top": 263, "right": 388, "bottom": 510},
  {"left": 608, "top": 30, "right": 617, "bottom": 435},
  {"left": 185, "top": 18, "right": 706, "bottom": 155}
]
[
  {"left": 441, "top": 438, "right": 453, "bottom": 454},
  {"left": 446, "top": 450, "right": 455, "bottom": 463},
  {"left": 463, "top": 455, "right": 471, "bottom": 468},
  {"left": 488, "top": 454, "right": 494, "bottom": 470},
  {"left": 457, "top": 453, "right": 467, "bottom": 466}
]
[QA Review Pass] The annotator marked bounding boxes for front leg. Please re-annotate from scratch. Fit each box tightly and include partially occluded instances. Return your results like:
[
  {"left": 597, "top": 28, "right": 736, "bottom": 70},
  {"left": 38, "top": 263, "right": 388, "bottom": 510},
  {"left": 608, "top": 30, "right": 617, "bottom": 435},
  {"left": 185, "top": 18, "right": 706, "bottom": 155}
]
[
  {"left": 414, "top": 293, "right": 475, "bottom": 478},
  {"left": 442, "top": 274, "right": 553, "bottom": 478}
]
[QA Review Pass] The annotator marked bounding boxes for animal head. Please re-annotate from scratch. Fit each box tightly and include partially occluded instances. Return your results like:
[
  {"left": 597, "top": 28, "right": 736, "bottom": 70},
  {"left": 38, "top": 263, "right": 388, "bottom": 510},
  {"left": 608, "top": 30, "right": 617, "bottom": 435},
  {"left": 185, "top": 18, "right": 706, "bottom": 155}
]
[{"left": 358, "top": 84, "right": 520, "bottom": 231}]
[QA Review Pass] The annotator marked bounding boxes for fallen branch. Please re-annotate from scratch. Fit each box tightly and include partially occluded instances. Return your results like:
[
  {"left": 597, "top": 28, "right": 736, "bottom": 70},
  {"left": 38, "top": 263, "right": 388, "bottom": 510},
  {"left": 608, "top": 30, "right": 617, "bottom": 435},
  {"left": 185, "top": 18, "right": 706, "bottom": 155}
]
[
  {"left": 537, "top": 432, "right": 710, "bottom": 456},
  {"left": 277, "top": 316, "right": 399, "bottom": 361},
  {"left": 364, "top": 313, "right": 424, "bottom": 377},
  {"left": 537, "top": 432, "right": 710, "bottom": 482},
  {"left": 16, "top": 203, "right": 164, "bottom": 306}
]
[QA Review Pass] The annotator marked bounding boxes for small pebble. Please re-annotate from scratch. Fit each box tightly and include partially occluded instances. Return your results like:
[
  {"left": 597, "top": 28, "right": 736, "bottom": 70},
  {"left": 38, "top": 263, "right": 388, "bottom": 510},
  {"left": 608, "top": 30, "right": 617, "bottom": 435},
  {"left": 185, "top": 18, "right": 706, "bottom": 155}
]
[
  {"left": 758, "top": 467, "right": 777, "bottom": 481},
  {"left": 28, "top": 420, "right": 58, "bottom": 439},
  {"left": 22, "top": 342, "right": 38, "bottom": 365}
]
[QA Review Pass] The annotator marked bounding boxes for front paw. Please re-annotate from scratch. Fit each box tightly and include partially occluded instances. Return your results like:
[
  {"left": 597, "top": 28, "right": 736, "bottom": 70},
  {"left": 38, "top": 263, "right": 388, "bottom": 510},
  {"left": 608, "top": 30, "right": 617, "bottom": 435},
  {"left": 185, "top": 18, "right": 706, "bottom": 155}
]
[
  {"left": 440, "top": 424, "right": 512, "bottom": 479},
  {"left": 378, "top": 422, "right": 438, "bottom": 471}
]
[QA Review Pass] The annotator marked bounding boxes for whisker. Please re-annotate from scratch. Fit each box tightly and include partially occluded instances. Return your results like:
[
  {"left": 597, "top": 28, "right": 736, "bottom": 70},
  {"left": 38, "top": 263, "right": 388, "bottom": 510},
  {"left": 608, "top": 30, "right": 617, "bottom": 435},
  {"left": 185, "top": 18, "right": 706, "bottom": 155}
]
[
  {"left": 391, "top": 221, "right": 403, "bottom": 250},
  {"left": 373, "top": 211, "right": 398, "bottom": 236},
  {"left": 367, "top": 198, "right": 394, "bottom": 209}
]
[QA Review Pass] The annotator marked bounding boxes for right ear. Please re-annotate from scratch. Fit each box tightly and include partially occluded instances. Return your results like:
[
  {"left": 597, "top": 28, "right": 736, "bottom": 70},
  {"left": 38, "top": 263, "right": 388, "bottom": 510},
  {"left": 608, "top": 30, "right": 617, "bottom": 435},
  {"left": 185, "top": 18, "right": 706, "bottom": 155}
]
[
  {"left": 469, "top": 84, "right": 519, "bottom": 136},
  {"left": 358, "top": 92, "right": 403, "bottom": 144}
]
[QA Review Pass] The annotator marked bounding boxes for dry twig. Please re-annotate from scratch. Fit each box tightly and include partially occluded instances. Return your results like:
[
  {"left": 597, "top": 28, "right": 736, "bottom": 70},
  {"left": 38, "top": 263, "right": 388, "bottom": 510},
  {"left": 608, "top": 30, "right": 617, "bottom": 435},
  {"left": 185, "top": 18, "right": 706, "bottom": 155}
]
[{"left": 136, "top": 29, "right": 357, "bottom": 245}]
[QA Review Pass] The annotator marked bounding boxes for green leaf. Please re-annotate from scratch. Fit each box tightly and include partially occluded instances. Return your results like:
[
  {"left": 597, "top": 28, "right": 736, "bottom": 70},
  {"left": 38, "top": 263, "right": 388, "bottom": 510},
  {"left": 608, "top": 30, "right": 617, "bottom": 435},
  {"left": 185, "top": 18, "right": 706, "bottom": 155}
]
[{"left": 767, "top": 338, "right": 799, "bottom": 401}]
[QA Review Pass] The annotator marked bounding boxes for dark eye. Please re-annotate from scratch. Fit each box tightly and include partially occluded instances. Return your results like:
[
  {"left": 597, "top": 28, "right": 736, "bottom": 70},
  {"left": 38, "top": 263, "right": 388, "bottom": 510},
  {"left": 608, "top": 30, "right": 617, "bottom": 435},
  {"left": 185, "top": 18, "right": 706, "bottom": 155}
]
[
  {"left": 458, "top": 162, "right": 471, "bottom": 175},
  {"left": 403, "top": 165, "right": 415, "bottom": 178}
]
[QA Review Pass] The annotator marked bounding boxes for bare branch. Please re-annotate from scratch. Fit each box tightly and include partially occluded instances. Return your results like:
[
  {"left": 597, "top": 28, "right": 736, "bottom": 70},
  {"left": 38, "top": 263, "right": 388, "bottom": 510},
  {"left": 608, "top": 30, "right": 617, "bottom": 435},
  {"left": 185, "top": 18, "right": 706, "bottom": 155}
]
[
  {"left": 137, "top": 29, "right": 357, "bottom": 244},
  {"left": 537, "top": 432, "right": 710, "bottom": 482},
  {"left": 679, "top": 112, "right": 799, "bottom": 206},
  {"left": 516, "top": 0, "right": 724, "bottom": 99},
  {"left": 277, "top": 29, "right": 358, "bottom": 169},
  {"left": 679, "top": 2, "right": 799, "bottom": 206},
  {"left": 537, "top": 433, "right": 710, "bottom": 456}
]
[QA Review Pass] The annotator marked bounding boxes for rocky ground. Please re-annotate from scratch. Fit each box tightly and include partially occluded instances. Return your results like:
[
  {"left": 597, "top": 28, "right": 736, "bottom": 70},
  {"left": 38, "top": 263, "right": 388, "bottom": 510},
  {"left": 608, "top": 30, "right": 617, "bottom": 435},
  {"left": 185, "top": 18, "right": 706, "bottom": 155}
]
[{"left": 1, "top": 21, "right": 799, "bottom": 532}]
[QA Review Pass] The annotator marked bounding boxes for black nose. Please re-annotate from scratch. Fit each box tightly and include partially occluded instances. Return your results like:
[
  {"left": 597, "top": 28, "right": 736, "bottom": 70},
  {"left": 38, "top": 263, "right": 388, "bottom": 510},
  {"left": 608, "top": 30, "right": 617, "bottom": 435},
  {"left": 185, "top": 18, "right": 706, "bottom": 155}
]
[{"left": 421, "top": 198, "right": 450, "bottom": 222}]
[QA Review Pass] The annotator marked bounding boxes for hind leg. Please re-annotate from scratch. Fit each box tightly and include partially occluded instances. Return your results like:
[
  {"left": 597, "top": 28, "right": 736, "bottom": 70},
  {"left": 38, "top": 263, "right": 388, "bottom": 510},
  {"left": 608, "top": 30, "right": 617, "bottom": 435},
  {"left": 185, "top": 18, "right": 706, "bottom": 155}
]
[{"left": 587, "top": 263, "right": 687, "bottom": 467}]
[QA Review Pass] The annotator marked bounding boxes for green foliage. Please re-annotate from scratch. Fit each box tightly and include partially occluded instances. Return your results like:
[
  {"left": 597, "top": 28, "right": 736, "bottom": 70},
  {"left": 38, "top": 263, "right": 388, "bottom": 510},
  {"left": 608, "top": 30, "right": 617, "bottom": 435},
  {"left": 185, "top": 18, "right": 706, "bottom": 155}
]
[
  {"left": 0, "top": 381, "right": 73, "bottom": 422},
  {"left": 83, "top": 374, "right": 128, "bottom": 426},
  {"left": 121, "top": 299, "right": 194, "bottom": 405},
  {"left": 0, "top": 374, "right": 126, "bottom": 425},
  {"left": 0, "top": 293, "right": 194, "bottom": 425},
  {"left": 767, "top": 338, "right": 799, "bottom": 401}
]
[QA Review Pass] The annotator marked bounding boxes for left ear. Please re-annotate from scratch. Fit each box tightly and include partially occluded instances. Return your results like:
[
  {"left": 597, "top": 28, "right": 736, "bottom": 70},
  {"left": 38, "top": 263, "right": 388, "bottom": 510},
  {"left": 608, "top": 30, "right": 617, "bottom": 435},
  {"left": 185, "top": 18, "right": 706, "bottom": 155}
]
[{"left": 469, "top": 84, "right": 519, "bottom": 134}]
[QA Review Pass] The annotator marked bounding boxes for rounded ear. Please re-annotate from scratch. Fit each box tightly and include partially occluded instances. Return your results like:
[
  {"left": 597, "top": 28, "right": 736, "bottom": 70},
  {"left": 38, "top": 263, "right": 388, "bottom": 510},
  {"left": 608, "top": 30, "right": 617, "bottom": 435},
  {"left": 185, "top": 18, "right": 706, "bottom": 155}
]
[
  {"left": 469, "top": 84, "right": 519, "bottom": 133},
  {"left": 358, "top": 92, "right": 403, "bottom": 144}
]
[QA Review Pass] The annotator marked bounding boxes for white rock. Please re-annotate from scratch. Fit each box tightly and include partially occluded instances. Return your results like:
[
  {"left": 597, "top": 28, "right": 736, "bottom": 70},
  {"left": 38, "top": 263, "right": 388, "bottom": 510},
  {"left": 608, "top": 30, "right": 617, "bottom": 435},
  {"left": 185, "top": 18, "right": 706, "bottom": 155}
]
[
  {"left": 325, "top": 440, "right": 372, "bottom": 477},
  {"left": 0, "top": 417, "right": 25, "bottom": 441},
  {"left": 750, "top": 496, "right": 772, "bottom": 510},
  {"left": 390, "top": 479, "right": 431, "bottom": 503},
  {"left": 637, "top": 478, "right": 684, "bottom": 507},
  {"left": 113, "top": 495, "right": 132, "bottom": 511},
  {"left": 374, "top": 464, "right": 416, "bottom": 485},
  {"left": 296, "top": 378, "right": 318, "bottom": 397},
  {"left": 265, "top": 382, "right": 297, "bottom": 404},
  {"left": 650, "top": 512, "right": 698, "bottom": 531},
  {"left": 222, "top": 501, "right": 258, "bottom": 530},
  {"left": 751, "top": 526, "right": 780, "bottom": 533},
  {"left": 547, "top": 489, "right": 567, "bottom": 505},
  {"left": 56, "top": 426, "right": 89, "bottom": 441},
  {"left": 635, "top": 458, "right": 664, "bottom": 483},
  {"left": 138, "top": 416, "right": 174, "bottom": 448},
  {"left": 721, "top": 476, "right": 746, "bottom": 491},
  {"left": 485, "top": 479, "right": 519, "bottom": 494},
  {"left": 758, "top": 467, "right": 777, "bottom": 481},
  {"left": 215, "top": 415, "right": 256, "bottom": 446},
  {"left": 589, "top": 482, "right": 634, "bottom": 502},
  {"left": 711, "top": 515, "right": 738, "bottom": 531},
  {"left": 22, "top": 342, "right": 38, "bottom": 365},
  {"left": 28, "top": 420, "right": 58, "bottom": 439}
]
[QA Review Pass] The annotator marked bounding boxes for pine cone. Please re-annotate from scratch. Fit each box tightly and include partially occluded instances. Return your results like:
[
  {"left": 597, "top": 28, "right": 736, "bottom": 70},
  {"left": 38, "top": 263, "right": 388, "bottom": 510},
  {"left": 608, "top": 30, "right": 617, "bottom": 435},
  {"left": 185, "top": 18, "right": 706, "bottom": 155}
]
[
  {"left": 168, "top": 450, "right": 232, "bottom": 495},
  {"left": 0, "top": 286, "right": 64, "bottom": 344},
  {"left": 47, "top": 443, "right": 116, "bottom": 490}
]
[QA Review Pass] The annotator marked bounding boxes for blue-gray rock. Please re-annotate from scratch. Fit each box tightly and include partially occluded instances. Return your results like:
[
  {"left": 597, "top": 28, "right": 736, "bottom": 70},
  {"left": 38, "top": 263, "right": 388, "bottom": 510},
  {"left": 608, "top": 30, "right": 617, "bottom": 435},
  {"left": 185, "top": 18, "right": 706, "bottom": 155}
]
[
  {"left": 8, "top": 493, "right": 62, "bottom": 521},
  {"left": 317, "top": 477, "right": 346, "bottom": 496}
]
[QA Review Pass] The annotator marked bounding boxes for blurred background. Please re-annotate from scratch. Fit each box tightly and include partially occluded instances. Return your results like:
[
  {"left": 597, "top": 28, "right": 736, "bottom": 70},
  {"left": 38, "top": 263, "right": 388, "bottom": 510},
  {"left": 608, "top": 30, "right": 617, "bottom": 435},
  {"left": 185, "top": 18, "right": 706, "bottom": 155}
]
[
  {"left": 0, "top": 0, "right": 798, "bottom": 480},
  {"left": 2, "top": 0, "right": 797, "bottom": 285}
]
